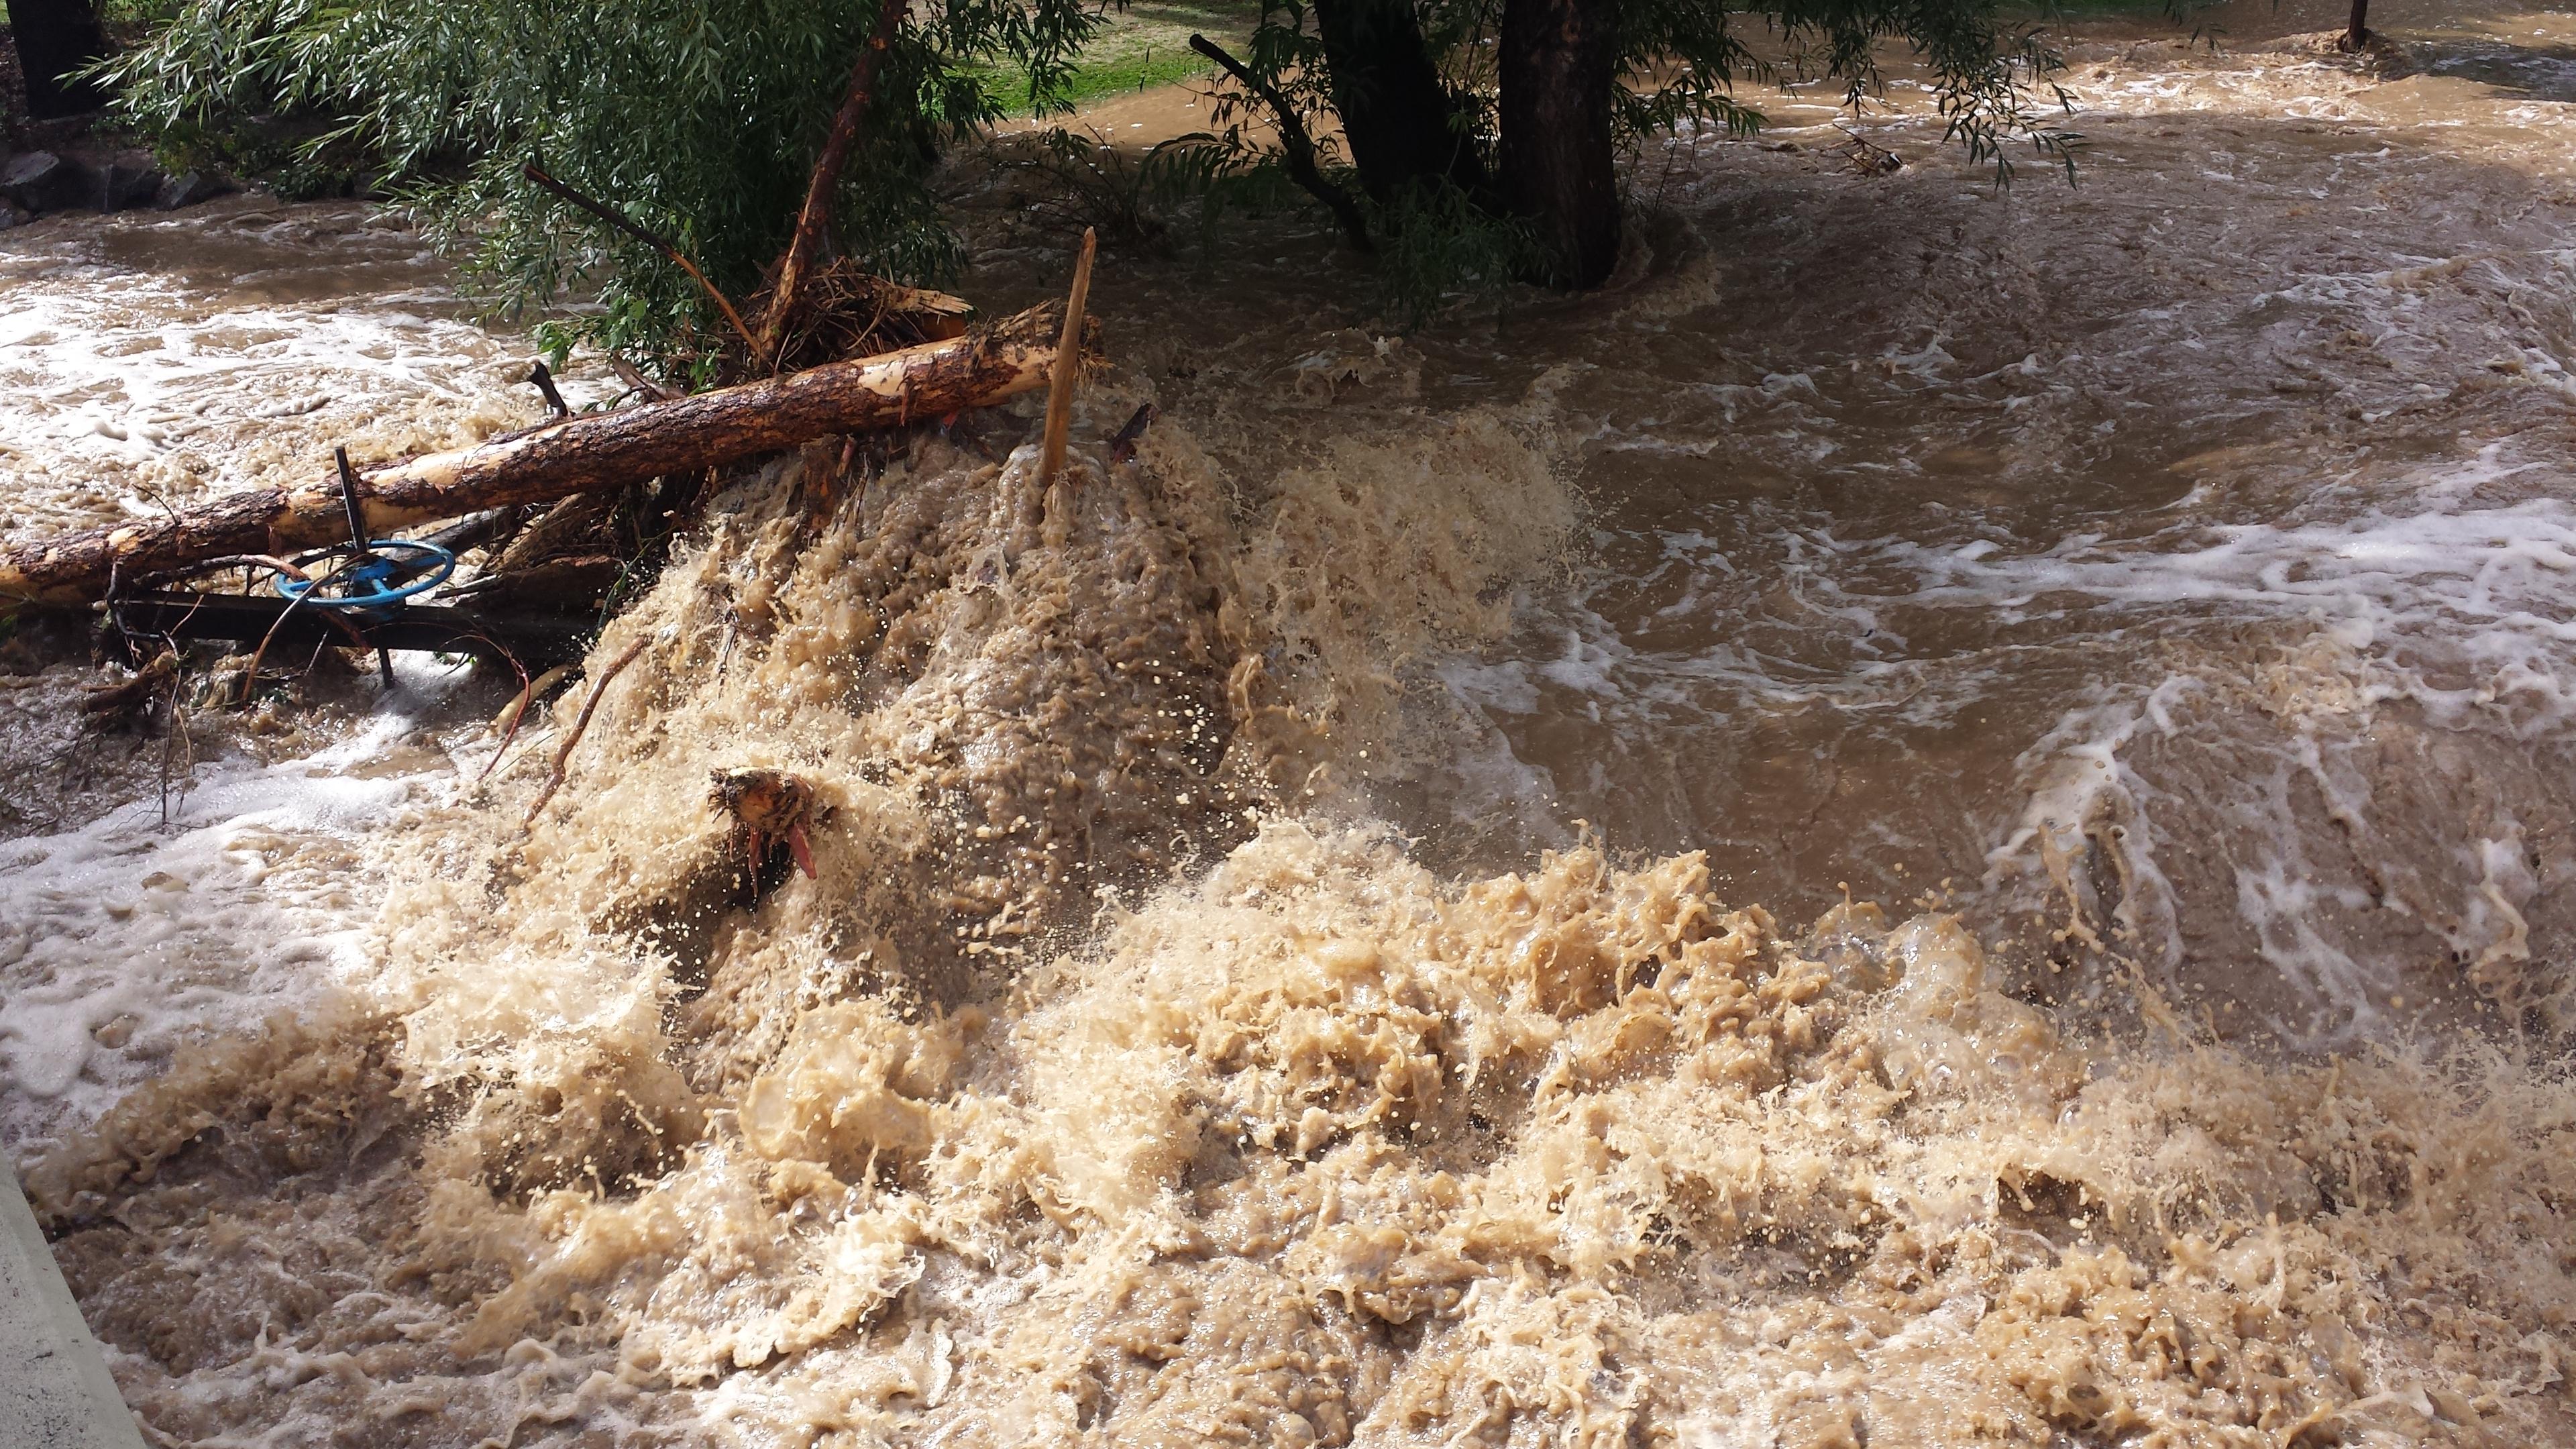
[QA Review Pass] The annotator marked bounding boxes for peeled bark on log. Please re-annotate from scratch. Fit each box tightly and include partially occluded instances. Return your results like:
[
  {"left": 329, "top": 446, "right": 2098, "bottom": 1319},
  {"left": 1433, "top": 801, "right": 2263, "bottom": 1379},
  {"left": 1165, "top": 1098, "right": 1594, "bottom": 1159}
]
[{"left": 0, "top": 304, "right": 1075, "bottom": 607}]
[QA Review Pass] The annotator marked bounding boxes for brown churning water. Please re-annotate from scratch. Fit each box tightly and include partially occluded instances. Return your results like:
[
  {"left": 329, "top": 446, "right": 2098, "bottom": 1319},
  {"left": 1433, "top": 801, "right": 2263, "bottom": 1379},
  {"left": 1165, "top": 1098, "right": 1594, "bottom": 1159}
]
[{"left": 3, "top": 1, "right": 2575, "bottom": 1442}]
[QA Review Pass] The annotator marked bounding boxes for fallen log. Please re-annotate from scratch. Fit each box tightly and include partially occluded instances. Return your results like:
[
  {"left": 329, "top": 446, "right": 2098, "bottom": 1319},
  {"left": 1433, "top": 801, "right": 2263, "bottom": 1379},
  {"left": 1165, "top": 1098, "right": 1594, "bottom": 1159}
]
[{"left": 0, "top": 303, "right": 1075, "bottom": 606}]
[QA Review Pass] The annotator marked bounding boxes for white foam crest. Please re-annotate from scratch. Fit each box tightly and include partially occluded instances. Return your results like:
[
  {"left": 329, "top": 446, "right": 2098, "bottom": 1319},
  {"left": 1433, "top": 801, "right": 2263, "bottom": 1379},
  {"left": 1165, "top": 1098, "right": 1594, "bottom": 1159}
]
[
  {"left": 1829, "top": 480, "right": 2576, "bottom": 726},
  {"left": 0, "top": 209, "right": 614, "bottom": 541},
  {"left": 1869, "top": 455, "right": 2575, "bottom": 1034},
  {"left": 0, "top": 714, "right": 439, "bottom": 1154},
  {"left": 0, "top": 284, "right": 517, "bottom": 472}
]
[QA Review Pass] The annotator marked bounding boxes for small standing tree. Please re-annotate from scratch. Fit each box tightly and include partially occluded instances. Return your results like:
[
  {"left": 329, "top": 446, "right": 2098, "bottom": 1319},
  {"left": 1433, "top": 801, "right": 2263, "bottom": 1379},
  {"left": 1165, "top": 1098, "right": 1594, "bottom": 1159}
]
[
  {"left": 101, "top": 0, "right": 1102, "bottom": 378},
  {"left": 1201, "top": 0, "right": 2078, "bottom": 288}
]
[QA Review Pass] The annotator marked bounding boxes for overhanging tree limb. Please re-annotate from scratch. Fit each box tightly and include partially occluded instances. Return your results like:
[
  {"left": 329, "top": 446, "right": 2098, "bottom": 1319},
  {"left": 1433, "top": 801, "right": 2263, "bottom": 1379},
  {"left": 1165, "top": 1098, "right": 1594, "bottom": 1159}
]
[
  {"left": 523, "top": 159, "right": 761, "bottom": 358},
  {"left": 1, "top": 304, "right": 1077, "bottom": 606},
  {"left": 1188, "top": 34, "right": 1374, "bottom": 254}
]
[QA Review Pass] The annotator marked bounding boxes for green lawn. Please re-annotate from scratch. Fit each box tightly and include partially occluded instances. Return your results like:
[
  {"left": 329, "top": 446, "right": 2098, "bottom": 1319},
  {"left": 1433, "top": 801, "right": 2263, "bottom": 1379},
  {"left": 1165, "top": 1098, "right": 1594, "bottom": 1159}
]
[
  {"left": 978, "top": 0, "right": 1265, "bottom": 115},
  {"left": 1996, "top": 0, "right": 2188, "bottom": 17}
]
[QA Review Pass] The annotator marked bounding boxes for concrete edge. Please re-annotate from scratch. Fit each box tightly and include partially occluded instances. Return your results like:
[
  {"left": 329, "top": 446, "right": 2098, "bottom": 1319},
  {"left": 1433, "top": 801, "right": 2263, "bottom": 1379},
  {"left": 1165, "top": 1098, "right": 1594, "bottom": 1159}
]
[{"left": 1, "top": 1157, "right": 150, "bottom": 1449}]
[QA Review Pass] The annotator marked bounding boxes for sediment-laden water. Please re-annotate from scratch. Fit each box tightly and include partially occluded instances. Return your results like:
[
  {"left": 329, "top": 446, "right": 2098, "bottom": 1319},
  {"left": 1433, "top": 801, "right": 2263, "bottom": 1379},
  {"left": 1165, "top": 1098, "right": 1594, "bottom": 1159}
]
[{"left": 4, "top": 4, "right": 2573, "bottom": 1444}]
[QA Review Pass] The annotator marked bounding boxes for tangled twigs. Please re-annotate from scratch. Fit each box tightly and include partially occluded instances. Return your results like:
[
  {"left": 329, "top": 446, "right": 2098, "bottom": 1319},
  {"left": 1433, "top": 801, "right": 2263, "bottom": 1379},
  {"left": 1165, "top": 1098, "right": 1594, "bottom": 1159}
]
[
  {"left": 81, "top": 651, "right": 177, "bottom": 716},
  {"left": 1834, "top": 127, "right": 1904, "bottom": 176},
  {"left": 758, "top": 0, "right": 914, "bottom": 370},
  {"left": 710, "top": 767, "right": 820, "bottom": 894},
  {"left": 133, "top": 553, "right": 310, "bottom": 589},
  {"left": 522, "top": 635, "right": 650, "bottom": 825},
  {"left": 237, "top": 550, "right": 373, "bottom": 706}
]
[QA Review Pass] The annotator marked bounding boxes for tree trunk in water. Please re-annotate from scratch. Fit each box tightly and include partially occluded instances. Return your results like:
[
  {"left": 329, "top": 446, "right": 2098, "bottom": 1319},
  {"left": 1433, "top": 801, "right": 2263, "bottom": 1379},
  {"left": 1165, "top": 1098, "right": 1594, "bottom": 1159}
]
[
  {"left": 1499, "top": 0, "right": 1621, "bottom": 286},
  {"left": 1307, "top": 0, "right": 1488, "bottom": 206},
  {"left": 5, "top": 0, "right": 109, "bottom": 118},
  {"left": 0, "top": 305, "right": 1076, "bottom": 606},
  {"left": 2341, "top": 0, "right": 2369, "bottom": 50}
]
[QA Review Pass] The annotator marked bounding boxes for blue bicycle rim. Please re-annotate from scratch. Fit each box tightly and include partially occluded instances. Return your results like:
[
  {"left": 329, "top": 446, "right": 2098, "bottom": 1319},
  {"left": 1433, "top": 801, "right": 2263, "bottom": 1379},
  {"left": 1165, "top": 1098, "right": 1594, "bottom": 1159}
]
[{"left": 276, "top": 539, "right": 457, "bottom": 609}]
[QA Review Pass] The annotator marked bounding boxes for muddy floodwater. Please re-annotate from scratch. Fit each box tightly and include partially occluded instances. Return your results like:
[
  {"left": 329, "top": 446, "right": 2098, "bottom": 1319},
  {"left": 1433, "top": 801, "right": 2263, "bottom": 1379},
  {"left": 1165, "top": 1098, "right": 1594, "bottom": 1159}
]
[{"left": 4, "top": 2, "right": 2574, "bottom": 1444}]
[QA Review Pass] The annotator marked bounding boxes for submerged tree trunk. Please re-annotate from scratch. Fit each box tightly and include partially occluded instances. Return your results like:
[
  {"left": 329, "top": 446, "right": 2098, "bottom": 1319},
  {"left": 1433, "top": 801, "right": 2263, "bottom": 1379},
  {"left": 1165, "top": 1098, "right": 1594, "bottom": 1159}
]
[
  {"left": 2340, "top": 0, "right": 2370, "bottom": 51},
  {"left": 5, "top": 0, "right": 109, "bottom": 118},
  {"left": 0, "top": 305, "right": 1075, "bottom": 606},
  {"left": 1499, "top": 0, "right": 1622, "bottom": 287},
  {"left": 1307, "top": 0, "right": 1489, "bottom": 206}
]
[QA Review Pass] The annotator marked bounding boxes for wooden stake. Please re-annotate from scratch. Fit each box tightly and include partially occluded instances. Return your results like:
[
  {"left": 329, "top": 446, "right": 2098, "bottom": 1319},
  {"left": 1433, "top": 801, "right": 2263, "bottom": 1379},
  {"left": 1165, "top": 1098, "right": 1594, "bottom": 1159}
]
[{"left": 1038, "top": 228, "right": 1097, "bottom": 484}]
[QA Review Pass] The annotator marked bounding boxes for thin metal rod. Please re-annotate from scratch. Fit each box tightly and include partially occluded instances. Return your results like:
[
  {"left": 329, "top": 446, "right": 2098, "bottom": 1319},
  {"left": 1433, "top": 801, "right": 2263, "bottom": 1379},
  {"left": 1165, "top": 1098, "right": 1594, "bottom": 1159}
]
[{"left": 335, "top": 445, "right": 396, "bottom": 688}]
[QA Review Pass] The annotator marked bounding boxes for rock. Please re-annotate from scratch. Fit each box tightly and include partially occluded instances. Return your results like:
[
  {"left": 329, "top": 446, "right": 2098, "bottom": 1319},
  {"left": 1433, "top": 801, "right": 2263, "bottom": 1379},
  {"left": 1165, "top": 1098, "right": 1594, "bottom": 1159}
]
[
  {"left": 99, "top": 163, "right": 164, "bottom": 213},
  {"left": 152, "top": 171, "right": 228, "bottom": 211},
  {"left": 3, "top": 151, "right": 89, "bottom": 214}
]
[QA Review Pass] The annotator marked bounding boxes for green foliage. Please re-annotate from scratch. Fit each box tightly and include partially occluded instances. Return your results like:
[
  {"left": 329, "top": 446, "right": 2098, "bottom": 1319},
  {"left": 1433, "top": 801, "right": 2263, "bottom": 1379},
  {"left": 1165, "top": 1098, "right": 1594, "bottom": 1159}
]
[
  {"left": 97, "top": 0, "right": 1105, "bottom": 375},
  {"left": 998, "top": 125, "right": 1250, "bottom": 247},
  {"left": 1366, "top": 178, "right": 1545, "bottom": 327},
  {"left": 99, "top": 0, "right": 193, "bottom": 33},
  {"left": 1752, "top": 0, "right": 2082, "bottom": 184},
  {"left": 143, "top": 113, "right": 368, "bottom": 199},
  {"left": 1191, "top": 0, "right": 2080, "bottom": 315},
  {"left": 975, "top": 0, "right": 1261, "bottom": 113},
  {"left": 1199, "top": 0, "right": 1340, "bottom": 164}
]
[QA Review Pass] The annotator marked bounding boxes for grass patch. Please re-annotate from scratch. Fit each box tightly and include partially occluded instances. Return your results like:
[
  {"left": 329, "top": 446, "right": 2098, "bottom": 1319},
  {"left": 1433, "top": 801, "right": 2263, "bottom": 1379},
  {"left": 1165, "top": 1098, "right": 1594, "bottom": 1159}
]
[
  {"left": 979, "top": 0, "right": 1263, "bottom": 115},
  {"left": 1997, "top": 0, "right": 2184, "bottom": 17}
]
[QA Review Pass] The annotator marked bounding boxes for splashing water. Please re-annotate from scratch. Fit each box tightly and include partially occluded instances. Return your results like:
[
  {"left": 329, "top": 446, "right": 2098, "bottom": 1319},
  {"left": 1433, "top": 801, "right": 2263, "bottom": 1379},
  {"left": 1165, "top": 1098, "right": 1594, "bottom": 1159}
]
[{"left": 4, "top": 6, "right": 2575, "bottom": 1446}]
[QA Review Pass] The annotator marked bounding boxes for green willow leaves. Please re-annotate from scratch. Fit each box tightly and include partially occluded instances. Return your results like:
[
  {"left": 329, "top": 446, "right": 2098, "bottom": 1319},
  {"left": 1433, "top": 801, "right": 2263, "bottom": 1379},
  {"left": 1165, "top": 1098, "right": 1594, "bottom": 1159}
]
[{"left": 102, "top": 0, "right": 1103, "bottom": 378}]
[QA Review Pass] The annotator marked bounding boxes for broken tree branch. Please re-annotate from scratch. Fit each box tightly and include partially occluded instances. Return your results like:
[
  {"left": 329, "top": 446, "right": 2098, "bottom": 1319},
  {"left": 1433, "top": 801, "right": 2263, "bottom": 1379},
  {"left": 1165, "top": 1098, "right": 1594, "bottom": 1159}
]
[
  {"left": 1, "top": 304, "right": 1077, "bottom": 606},
  {"left": 610, "top": 356, "right": 681, "bottom": 403},
  {"left": 524, "top": 635, "right": 651, "bottom": 824},
  {"left": 758, "top": 0, "right": 912, "bottom": 369},
  {"left": 1108, "top": 401, "right": 1155, "bottom": 465},
  {"left": 1039, "top": 228, "right": 1096, "bottom": 484},
  {"left": 1188, "top": 34, "right": 1374, "bottom": 254},
  {"left": 527, "top": 361, "right": 570, "bottom": 419},
  {"left": 524, "top": 158, "right": 761, "bottom": 358}
]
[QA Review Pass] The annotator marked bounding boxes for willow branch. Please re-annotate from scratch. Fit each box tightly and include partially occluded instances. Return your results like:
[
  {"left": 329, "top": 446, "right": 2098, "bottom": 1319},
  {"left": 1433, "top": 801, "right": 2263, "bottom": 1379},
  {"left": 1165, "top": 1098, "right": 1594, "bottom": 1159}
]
[
  {"left": 524, "top": 158, "right": 759, "bottom": 360},
  {"left": 1189, "top": 34, "right": 1374, "bottom": 253}
]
